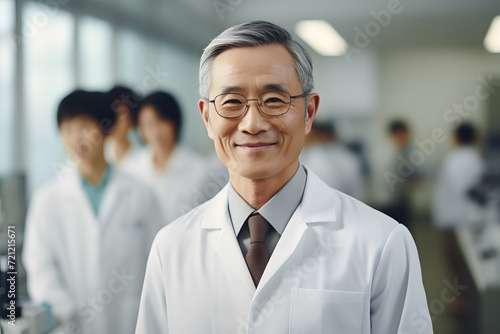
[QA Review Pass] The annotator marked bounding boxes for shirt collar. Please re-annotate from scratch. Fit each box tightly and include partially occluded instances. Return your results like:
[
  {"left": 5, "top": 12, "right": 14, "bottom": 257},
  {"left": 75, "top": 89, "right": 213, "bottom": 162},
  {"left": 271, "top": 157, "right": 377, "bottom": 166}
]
[
  {"left": 228, "top": 164, "right": 307, "bottom": 236},
  {"left": 79, "top": 165, "right": 112, "bottom": 190}
]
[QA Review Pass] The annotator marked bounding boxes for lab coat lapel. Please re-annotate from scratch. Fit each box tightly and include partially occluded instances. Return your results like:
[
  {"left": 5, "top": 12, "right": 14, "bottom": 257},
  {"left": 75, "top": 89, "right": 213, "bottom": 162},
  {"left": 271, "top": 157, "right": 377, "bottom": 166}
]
[
  {"left": 299, "top": 167, "right": 342, "bottom": 227},
  {"left": 60, "top": 170, "right": 102, "bottom": 293},
  {"left": 255, "top": 207, "right": 308, "bottom": 295},
  {"left": 255, "top": 167, "right": 341, "bottom": 294},
  {"left": 98, "top": 169, "right": 126, "bottom": 226},
  {"left": 201, "top": 184, "right": 256, "bottom": 295}
]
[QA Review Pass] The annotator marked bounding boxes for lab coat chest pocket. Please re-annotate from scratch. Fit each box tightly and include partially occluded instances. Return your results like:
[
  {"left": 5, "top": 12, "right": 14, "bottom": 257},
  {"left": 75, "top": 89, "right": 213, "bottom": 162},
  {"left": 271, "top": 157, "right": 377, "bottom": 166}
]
[{"left": 289, "top": 288, "right": 364, "bottom": 334}]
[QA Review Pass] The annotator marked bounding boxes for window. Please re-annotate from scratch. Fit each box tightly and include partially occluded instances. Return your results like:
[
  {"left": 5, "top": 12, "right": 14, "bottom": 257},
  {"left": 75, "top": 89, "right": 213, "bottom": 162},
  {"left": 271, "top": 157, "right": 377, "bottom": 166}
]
[
  {"left": 0, "top": 0, "right": 15, "bottom": 175},
  {"left": 23, "top": 2, "right": 74, "bottom": 194},
  {"left": 78, "top": 15, "right": 113, "bottom": 89},
  {"left": 116, "top": 28, "right": 153, "bottom": 93}
]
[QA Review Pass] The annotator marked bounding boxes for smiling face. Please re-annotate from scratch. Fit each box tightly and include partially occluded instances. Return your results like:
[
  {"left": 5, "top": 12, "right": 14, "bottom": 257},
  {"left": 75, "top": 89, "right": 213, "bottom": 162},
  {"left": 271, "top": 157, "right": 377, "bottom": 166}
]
[{"left": 199, "top": 44, "right": 319, "bottom": 182}]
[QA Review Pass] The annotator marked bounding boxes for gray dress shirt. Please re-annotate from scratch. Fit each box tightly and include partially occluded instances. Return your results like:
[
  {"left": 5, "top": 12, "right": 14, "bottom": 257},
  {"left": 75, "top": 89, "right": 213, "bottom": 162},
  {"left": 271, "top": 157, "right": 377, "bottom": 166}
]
[{"left": 228, "top": 165, "right": 307, "bottom": 256}]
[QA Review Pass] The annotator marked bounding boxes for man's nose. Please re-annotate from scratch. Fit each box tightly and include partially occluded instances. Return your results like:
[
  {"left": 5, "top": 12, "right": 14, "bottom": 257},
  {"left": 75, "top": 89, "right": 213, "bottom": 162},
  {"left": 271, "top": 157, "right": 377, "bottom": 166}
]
[{"left": 238, "top": 100, "right": 271, "bottom": 135}]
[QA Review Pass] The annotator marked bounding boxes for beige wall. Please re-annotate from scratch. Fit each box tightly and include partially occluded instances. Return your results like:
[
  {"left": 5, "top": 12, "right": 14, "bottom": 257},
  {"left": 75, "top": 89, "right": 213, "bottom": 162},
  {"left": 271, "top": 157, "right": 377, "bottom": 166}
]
[{"left": 370, "top": 47, "right": 500, "bottom": 212}]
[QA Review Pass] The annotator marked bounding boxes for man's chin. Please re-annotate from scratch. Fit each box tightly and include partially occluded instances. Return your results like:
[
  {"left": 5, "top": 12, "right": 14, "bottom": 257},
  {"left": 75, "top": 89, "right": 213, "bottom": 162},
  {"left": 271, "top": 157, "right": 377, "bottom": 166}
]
[{"left": 231, "top": 165, "right": 278, "bottom": 181}]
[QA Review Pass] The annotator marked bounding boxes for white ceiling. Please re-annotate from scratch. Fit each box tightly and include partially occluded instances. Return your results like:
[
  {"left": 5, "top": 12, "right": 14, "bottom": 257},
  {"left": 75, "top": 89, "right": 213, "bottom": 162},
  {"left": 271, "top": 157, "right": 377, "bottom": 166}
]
[
  {"left": 176, "top": 0, "right": 500, "bottom": 49},
  {"left": 67, "top": 0, "right": 500, "bottom": 52}
]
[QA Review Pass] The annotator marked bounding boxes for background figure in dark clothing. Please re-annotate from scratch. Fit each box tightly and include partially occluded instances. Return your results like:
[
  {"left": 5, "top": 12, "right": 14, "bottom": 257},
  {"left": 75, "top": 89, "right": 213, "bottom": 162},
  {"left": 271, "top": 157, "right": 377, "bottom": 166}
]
[{"left": 380, "top": 120, "right": 423, "bottom": 232}]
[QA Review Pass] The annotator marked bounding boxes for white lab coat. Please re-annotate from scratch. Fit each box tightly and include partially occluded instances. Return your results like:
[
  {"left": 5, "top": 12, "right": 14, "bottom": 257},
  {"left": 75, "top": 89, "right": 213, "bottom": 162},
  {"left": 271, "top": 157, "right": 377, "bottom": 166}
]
[
  {"left": 23, "top": 168, "right": 164, "bottom": 334},
  {"left": 432, "top": 146, "right": 485, "bottom": 229},
  {"left": 300, "top": 143, "right": 365, "bottom": 201},
  {"left": 131, "top": 145, "right": 228, "bottom": 224},
  {"left": 136, "top": 167, "right": 432, "bottom": 334}
]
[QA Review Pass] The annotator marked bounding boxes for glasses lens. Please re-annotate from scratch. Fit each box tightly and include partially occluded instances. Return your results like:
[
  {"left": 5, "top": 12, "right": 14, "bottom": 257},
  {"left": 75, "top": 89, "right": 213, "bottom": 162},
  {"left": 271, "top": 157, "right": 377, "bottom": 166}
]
[
  {"left": 259, "top": 91, "right": 291, "bottom": 115},
  {"left": 214, "top": 94, "right": 246, "bottom": 118}
]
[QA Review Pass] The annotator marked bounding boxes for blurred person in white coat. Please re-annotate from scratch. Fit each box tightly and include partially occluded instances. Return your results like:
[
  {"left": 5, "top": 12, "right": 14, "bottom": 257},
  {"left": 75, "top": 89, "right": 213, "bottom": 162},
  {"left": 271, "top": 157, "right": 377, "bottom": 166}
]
[
  {"left": 432, "top": 123, "right": 485, "bottom": 229},
  {"left": 23, "top": 90, "right": 164, "bottom": 334},
  {"left": 104, "top": 85, "right": 144, "bottom": 174},
  {"left": 136, "top": 21, "right": 432, "bottom": 334},
  {"left": 300, "top": 121, "right": 365, "bottom": 201},
  {"left": 134, "top": 91, "right": 227, "bottom": 224}
]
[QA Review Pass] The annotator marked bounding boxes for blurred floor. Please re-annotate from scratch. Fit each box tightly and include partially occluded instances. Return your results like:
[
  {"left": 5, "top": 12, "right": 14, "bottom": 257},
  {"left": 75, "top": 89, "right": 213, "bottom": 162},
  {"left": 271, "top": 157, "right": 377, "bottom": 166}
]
[{"left": 413, "top": 219, "right": 462, "bottom": 334}]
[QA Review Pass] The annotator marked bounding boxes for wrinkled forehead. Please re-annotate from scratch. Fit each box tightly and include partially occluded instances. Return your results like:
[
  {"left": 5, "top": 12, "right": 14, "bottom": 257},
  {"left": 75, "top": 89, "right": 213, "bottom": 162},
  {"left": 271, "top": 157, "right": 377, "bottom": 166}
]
[{"left": 210, "top": 45, "right": 300, "bottom": 94}]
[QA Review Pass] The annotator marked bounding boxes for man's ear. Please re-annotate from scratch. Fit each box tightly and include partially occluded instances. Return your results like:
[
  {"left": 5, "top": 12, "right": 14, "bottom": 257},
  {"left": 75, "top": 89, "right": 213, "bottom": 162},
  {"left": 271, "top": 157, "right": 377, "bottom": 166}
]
[
  {"left": 304, "top": 93, "right": 320, "bottom": 135},
  {"left": 199, "top": 98, "right": 214, "bottom": 140}
]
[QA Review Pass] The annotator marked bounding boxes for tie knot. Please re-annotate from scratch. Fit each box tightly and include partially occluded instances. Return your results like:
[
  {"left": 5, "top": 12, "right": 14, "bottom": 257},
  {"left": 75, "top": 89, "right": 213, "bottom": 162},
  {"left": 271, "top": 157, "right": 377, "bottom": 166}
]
[{"left": 247, "top": 213, "right": 269, "bottom": 243}]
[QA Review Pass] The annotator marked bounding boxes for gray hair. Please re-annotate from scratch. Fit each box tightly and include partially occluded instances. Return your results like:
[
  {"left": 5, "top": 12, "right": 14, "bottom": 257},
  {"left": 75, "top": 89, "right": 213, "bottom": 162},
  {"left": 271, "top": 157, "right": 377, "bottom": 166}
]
[{"left": 199, "top": 20, "right": 314, "bottom": 98}]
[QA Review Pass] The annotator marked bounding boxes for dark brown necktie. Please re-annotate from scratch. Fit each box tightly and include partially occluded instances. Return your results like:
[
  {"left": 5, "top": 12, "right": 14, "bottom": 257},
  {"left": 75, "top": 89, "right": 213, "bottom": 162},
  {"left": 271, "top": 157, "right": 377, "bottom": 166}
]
[{"left": 245, "top": 213, "right": 270, "bottom": 287}]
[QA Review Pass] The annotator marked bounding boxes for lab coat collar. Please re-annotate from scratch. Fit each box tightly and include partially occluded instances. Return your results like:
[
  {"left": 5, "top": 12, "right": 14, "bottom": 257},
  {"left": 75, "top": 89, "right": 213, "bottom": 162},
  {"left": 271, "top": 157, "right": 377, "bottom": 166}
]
[
  {"left": 300, "top": 166, "right": 340, "bottom": 227},
  {"left": 201, "top": 166, "right": 338, "bottom": 228},
  {"left": 200, "top": 166, "right": 341, "bottom": 294},
  {"left": 200, "top": 182, "right": 230, "bottom": 229},
  {"left": 58, "top": 168, "right": 128, "bottom": 225}
]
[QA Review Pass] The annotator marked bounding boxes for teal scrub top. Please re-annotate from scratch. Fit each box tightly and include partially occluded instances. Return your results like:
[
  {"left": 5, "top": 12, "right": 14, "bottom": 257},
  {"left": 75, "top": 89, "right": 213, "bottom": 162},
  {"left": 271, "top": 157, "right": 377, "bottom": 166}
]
[{"left": 79, "top": 166, "right": 112, "bottom": 215}]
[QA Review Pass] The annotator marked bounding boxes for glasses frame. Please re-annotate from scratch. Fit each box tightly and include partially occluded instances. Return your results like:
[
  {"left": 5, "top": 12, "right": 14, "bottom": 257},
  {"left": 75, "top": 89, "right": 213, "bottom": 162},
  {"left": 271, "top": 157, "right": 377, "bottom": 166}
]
[{"left": 208, "top": 90, "right": 309, "bottom": 119}]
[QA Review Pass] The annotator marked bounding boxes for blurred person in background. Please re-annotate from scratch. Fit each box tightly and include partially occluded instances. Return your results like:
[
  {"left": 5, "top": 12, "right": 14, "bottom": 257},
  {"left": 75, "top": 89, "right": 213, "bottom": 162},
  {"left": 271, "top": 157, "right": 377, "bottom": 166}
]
[
  {"left": 300, "top": 121, "right": 365, "bottom": 201},
  {"left": 432, "top": 123, "right": 485, "bottom": 229},
  {"left": 431, "top": 124, "right": 485, "bottom": 333},
  {"left": 22, "top": 90, "right": 164, "bottom": 334},
  {"left": 104, "top": 85, "right": 144, "bottom": 174},
  {"left": 134, "top": 91, "right": 227, "bottom": 223},
  {"left": 379, "top": 120, "right": 422, "bottom": 232}
]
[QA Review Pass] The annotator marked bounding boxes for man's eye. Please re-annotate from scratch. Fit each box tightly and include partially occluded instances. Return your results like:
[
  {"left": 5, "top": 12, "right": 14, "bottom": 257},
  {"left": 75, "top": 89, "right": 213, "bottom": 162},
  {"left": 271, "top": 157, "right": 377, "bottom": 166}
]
[
  {"left": 264, "top": 97, "right": 286, "bottom": 104},
  {"left": 223, "top": 99, "right": 243, "bottom": 105}
]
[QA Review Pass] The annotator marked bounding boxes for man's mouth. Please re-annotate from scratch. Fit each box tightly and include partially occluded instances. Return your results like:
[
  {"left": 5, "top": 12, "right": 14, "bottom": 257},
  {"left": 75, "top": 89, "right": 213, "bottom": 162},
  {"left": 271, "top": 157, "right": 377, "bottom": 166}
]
[{"left": 237, "top": 142, "right": 276, "bottom": 151}]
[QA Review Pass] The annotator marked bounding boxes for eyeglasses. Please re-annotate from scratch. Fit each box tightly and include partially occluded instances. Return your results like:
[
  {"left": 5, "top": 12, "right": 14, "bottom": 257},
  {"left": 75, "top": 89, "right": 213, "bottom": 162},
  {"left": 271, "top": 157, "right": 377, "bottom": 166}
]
[{"left": 208, "top": 90, "right": 309, "bottom": 119}]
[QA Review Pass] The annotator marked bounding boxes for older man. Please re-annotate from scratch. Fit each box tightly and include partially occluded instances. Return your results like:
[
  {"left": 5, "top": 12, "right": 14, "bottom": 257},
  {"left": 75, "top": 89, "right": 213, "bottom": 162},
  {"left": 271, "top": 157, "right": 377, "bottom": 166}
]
[{"left": 136, "top": 21, "right": 432, "bottom": 334}]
